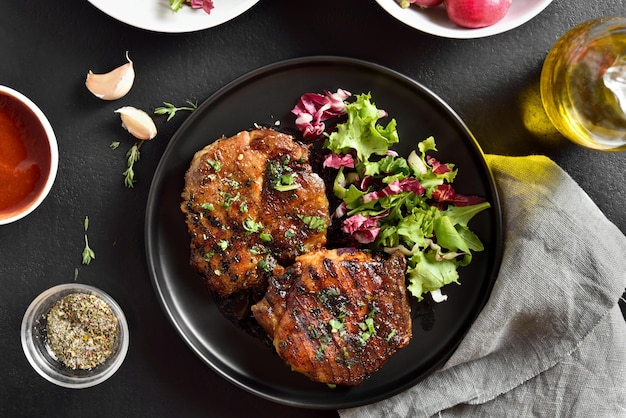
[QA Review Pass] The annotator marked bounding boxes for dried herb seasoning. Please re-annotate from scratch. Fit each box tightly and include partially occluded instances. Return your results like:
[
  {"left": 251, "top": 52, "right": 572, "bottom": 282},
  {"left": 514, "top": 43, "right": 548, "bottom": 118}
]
[{"left": 46, "top": 293, "right": 118, "bottom": 370}]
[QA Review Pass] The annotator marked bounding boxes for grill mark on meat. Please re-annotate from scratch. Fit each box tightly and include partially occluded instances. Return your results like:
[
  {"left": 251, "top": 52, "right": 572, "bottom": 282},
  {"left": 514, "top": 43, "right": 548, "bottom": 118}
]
[{"left": 322, "top": 258, "right": 337, "bottom": 278}]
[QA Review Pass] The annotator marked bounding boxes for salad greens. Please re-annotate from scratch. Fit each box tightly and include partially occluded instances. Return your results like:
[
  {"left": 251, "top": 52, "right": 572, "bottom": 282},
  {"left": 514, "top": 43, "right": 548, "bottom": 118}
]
[
  {"left": 292, "top": 90, "right": 490, "bottom": 302},
  {"left": 169, "top": 0, "right": 214, "bottom": 14}
]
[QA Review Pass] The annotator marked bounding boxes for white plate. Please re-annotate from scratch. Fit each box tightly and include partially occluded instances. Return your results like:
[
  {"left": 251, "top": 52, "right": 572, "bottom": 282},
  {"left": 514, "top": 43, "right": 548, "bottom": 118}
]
[
  {"left": 375, "top": 0, "right": 553, "bottom": 39},
  {"left": 87, "top": 0, "right": 260, "bottom": 33}
]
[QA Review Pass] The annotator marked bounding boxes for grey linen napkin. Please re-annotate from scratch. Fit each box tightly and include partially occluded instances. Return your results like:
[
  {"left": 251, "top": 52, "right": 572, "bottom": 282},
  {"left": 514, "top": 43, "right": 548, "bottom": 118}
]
[{"left": 339, "top": 155, "right": 626, "bottom": 418}]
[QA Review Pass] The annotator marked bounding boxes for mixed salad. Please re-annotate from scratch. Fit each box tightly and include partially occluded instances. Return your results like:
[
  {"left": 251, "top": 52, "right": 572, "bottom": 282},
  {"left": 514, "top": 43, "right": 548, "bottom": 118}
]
[
  {"left": 292, "top": 90, "right": 490, "bottom": 302},
  {"left": 169, "top": 0, "right": 214, "bottom": 14}
]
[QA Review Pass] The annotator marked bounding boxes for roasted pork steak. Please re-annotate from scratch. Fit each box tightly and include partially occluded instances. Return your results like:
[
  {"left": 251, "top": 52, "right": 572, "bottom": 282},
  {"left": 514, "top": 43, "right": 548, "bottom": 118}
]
[
  {"left": 181, "top": 128, "right": 330, "bottom": 298},
  {"left": 251, "top": 248, "right": 412, "bottom": 386}
]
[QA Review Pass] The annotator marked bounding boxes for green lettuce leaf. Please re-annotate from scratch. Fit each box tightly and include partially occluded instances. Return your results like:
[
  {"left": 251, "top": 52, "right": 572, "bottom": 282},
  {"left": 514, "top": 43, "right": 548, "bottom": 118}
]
[
  {"left": 325, "top": 93, "right": 398, "bottom": 161},
  {"left": 442, "top": 201, "right": 491, "bottom": 227},
  {"left": 406, "top": 251, "right": 460, "bottom": 301}
]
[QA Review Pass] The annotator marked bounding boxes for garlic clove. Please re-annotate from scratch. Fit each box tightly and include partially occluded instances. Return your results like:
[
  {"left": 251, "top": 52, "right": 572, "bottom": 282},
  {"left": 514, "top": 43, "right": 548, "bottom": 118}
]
[
  {"left": 115, "top": 106, "right": 157, "bottom": 140},
  {"left": 86, "top": 52, "right": 135, "bottom": 100}
]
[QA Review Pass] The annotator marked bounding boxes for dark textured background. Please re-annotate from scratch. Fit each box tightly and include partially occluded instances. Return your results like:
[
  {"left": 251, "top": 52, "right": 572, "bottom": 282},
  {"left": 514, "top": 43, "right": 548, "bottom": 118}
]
[{"left": 1, "top": 0, "right": 624, "bottom": 416}]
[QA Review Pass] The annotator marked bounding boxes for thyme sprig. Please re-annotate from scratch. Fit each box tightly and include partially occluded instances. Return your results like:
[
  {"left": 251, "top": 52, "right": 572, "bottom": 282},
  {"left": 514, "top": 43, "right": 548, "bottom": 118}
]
[
  {"left": 123, "top": 141, "right": 143, "bottom": 188},
  {"left": 113, "top": 100, "right": 197, "bottom": 188},
  {"left": 82, "top": 216, "right": 95, "bottom": 265},
  {"left": 154, "top": 100, "right": 198, "bottom": 121}
]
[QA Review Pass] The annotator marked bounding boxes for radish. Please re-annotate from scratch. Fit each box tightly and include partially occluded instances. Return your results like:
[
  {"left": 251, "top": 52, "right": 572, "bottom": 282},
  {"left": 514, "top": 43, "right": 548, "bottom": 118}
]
[{"left": 445, "top": 0, "right": 512, "bottom": 28}]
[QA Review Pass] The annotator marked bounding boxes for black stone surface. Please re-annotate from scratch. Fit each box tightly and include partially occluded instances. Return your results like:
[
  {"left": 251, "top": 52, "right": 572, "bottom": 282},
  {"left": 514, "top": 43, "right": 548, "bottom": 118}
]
[{"left": 1, "top": 1, "right": 624, "bottom": 416}]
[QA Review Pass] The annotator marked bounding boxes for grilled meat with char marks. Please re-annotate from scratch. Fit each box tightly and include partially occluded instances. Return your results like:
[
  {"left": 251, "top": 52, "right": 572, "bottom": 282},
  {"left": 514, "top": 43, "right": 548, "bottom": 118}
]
[
  {"left": 181, "top": 128, "right": 330, "bottom": 298},
  {"left": 251, "top": 248, "right": 411, "bottom": 386}
]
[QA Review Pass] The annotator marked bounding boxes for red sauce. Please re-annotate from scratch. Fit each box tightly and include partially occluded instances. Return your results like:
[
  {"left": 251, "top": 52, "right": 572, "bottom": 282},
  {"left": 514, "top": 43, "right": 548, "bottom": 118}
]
[{"left": 0, "top": 93, "right": 51, "bottom": 215}]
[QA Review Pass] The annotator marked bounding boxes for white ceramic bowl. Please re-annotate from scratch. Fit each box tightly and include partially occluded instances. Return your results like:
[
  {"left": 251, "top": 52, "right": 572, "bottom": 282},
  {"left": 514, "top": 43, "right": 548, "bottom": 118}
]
[
  {"left": 0, "top": 86, "right": 58, "bottom": 225},
  {"left": 87, "top": 0, "right": 260, "bottom": 33},
  {"left": 21, "top": 284, "right": 129, "bottom": 389},
  {"left": 375, "top": 0, "right": 554, "bottom": 39}
]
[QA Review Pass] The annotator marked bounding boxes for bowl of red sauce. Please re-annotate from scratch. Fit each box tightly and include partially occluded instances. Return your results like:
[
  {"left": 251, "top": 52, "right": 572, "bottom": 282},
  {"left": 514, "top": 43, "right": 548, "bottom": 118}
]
[{"left": 0, "top": 85, "right": 58, "bottom": 225}]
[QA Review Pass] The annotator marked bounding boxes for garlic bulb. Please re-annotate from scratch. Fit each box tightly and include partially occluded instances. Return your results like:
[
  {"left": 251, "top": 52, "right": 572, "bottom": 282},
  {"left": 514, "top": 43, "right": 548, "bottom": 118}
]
[
  {"left": 115, "top": 106, "right": 157, "bottom": 140},
  {"left": 86, "top": 52, "right": 135, "bottom": 100}
]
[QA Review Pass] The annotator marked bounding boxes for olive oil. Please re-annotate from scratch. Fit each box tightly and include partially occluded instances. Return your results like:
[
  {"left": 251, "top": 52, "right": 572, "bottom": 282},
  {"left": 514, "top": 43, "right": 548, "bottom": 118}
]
[{"left": 540, "top": 18, "right": 626, "bottom": 151}]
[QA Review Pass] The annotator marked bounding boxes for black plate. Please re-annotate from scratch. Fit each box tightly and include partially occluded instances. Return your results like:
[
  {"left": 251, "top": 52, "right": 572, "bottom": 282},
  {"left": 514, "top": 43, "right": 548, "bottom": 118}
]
[{"left": 145, "top": 56, "right": 503, "bottom": 409}]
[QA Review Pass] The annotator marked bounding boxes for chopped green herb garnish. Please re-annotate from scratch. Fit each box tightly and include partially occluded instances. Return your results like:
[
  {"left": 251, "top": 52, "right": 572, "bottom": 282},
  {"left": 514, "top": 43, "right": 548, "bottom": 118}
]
[
  {"left": 281, "top": 173, "right": 294, "bottom": 185},
  {"left": 329, "top": 318, "right": 345, "bottom": 335},
  {"left": 223, "top": 178, "right": 241, "bottom": 189},
  {"left": 358, "top": 316, "right": 377, "bottom": 345},
  {"left": 307, "top": 325, "right": 320, "bottom": 340},
  {"left": 243, "top": 217, "right": 263, "bottom": 233},
  {"left": 219, "top": 192, "right": 240, "bottom": 208},
  {"left": 274, "top": 183, "right": 300, "bottom": 192},
  {"left": 259, "top": 233, "right": 273, "bottom": 242},
  {"left": 249, "top": 245, "right": 264, "bottom": 255},
  {"left": 207, "top": 158, "right": 221, "bottom": 172},
  {"left": 201, "top": 202, "right": 215, "bottom": 211},
  {"left": 257, "top": 254, "right": 275, "bottom": 273},
  {"left": 268, "top": 159, "right": 300, "bottom": 192},
  {"left": 258, "top": 258, "right": 270, "bottom": 272},
  {"left": 315, "top": 344, "right": 326, "bottom": 361},
  {"left": 297, "top": 214, "right": 327, "bottom": 232},
  {"left": 203, "top": 250, "right": 215, "bottom": 261}
]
